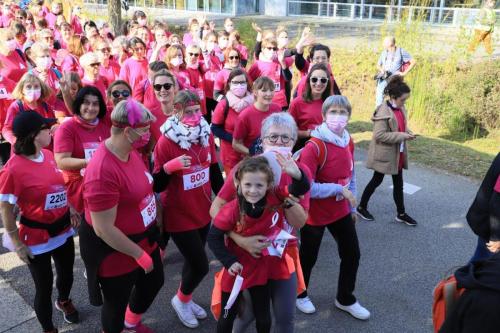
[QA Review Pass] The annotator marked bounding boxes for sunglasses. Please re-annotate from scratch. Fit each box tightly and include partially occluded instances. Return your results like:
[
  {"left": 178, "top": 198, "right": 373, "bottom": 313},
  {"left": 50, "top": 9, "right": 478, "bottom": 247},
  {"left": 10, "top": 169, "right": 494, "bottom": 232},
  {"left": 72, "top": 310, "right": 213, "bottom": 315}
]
[
  {"left": 98, "top": 47, "right": 111, "bottom": 53},
  {"left": 265, "top": 47, "right": 277, "bottom": 51},
  {"left": 133, "top": 47, "right": 145, "bottom": 52},
  {"left": 228, "top": 55, "right": 240, "bottom": 60},
  {"left": 188, "top": 52, "right": 199, "bottom": 57},
  {"left": 310, "top": 77, "right": 328, "bottom": 84},
  {"left": 43, "top": 36, "right": 54, "bottom": 40},
  {"left": 153, "top": 83, "right": 173, "bottom": 91},
  {"left": 111, "top": 90, "right": 130, "bottom": 98},
  {"left": 90, "top": 63, "right": 100, "bottom": 67}
]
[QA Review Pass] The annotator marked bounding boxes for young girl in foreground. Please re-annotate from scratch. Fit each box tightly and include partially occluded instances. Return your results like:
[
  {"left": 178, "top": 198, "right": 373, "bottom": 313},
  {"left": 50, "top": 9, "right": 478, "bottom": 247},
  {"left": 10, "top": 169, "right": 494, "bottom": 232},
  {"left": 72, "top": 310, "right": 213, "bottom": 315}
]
[{"left": 208, "top": 156, "right": 306, "bottom": 333}]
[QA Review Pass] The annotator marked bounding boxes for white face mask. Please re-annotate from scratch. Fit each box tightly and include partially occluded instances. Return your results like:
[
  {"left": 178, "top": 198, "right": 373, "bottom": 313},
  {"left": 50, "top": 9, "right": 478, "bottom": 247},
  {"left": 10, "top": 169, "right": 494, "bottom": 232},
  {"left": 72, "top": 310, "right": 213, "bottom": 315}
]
[
  {"left": 6, "top": 39, "right": 17, "bottom": 52},
  {"left": 206, "top": 42, "right": 216, "bottom": 52},
  {"left": 218, "top": 39, "right": 228, "bottom": 49},
  {"left": 170, "top": 56, "right": 183, "bottom": 67},
  {"left": 264, "top": 146, "right": 292, "bottom": 156},
  {"left": 278, "top": 37, "right": 289, "bottom": 49},
  {"left": 138, "top": 18, "right": 147, "bottom": 26},
  {"left": 24, "top": 88, "right": 41, "bottom": 102},
  {"left": 36, "top": 56, "right": 53, "bottom": 70}
]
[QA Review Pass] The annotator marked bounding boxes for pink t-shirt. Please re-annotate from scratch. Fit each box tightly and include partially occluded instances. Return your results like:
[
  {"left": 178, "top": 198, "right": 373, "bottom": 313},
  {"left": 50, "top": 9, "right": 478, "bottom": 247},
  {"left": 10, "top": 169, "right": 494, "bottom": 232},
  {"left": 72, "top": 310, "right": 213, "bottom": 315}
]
[
  {"left": 213, "top": 68, "right": 231, "bottom": 95},
  {"left": 81, "top": 76, "right": 109, "bottom": 102},
  {"left": 186, "top": 67, "right": 207, "bottom": 115},
  {"left": 99, "top": 60, "right": 121, "bottom": 85},
  {"left": 299, "top": 138, "right": 354, "bottom": 226},
  {"left": 83, "top": 144, "right": 157, "bottom": 277},
  {"left": 233, "top": 103, "right": 282, "bottom": 148},
  {"left": 53, "top": 116, "right": 110, "bottom": 213},
  {"left": 202, "top": 52, "right": 223, "bottom": 100},
  {"left": 288, "top": 97, "right": 323, "bottom": 131},
  {"left": 153, "top": 134, "right": 217, "bottom": 232},
  {"left": 0, "top": 51, "right": 28, "bottom": 82},
  {"left": 119, "top": 57, "right": 148, "bottom": 90},
  {"left": 0, "top": 75, "right": 16, "bottom": 133},
  {"left": 248, "top": 60, "right": 287, "bottom": 108},
  {"left": 61, "top": 54, "right": 83, "bottom": 77},
  {"left": 132, "top": 79, "right": 163, "bottom": 140},
  {"left": 70, "top": 15, "right": 83, "bottom": 35},
  {"left": 3, "top": 100, "right": 55, "bottom": 144},
  {"left": 211, "top": 98, "right": 242, "bottom": 170}
]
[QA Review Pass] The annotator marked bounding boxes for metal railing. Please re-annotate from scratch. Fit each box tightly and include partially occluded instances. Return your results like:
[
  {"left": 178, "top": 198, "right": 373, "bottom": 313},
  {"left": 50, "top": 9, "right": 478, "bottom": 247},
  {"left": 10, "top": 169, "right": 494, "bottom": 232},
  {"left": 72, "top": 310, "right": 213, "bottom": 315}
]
[
  {"left": 82, "top": 0, "right": 234, "bottom": 14},
  {"left": 287, "top": 1, "right": 500, "bottom": 26}
]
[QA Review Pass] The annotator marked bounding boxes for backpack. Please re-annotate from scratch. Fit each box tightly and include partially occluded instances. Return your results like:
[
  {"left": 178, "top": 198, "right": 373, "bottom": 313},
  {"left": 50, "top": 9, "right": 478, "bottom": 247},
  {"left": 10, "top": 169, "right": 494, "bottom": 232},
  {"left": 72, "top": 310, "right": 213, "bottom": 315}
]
[
  {"left": 51, "top": 68, "right": 62, "bottom": 79},
  {"left": 432, "top": 275, "right": 465, "bottom": 333},
  {"left": 16, "top": 100, "right": 50, "bottom": 116},
  {"left": 292, "top": 137, "right": 328, "bottom": 172}
]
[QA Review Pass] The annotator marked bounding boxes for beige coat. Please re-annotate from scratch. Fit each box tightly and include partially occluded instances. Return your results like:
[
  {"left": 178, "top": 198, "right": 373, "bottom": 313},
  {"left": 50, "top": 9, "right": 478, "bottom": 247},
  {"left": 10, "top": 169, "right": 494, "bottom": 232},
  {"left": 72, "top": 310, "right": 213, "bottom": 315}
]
[{"left": 366, "top": 102, "right": 410, "bottom": 175}]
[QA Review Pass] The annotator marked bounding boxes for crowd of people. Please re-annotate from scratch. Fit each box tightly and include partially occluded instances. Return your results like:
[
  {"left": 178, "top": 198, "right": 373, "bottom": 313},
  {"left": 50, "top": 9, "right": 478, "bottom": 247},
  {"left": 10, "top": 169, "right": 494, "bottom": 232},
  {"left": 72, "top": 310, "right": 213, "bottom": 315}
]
[{"left": 1, "top": 1, "right": 480, "bottom": 333}]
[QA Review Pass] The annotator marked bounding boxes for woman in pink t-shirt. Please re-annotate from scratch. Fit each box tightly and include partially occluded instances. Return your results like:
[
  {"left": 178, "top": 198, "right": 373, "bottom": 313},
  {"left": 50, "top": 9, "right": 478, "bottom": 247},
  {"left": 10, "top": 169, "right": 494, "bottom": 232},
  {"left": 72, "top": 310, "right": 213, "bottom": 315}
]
[
  {"left": 119, "top": 37, "right": 149, "bottom": 91},
  {"left": 164, "top": 44, "right": 191, "bottom": 91},
  {"left": 148, "top": 22, "right": 171, "bottom": 62},
  {"left": 229, "top": 30, "right": 249, "bottom": 67},
  {"left": 60, "top": 35, "right": 84, "bottom": 77},
  {"left": 213, "top": 46, "right": 244, "bottom": 101},
  {"left": 0, "top": 27, "right": 28, "bottom": 82},
  {"left": 95, "top": 39, "right": 120, "bottom": 85}
]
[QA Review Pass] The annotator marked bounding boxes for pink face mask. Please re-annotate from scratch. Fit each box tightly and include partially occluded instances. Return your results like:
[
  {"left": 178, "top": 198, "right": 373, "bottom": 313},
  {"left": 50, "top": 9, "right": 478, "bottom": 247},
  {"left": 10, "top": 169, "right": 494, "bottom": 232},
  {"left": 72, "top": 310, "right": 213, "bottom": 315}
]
[
  {"left": 326, "top": 114, "right": 348, "bottom": 134},
  {"left": 230, "top": 83, "right": 247, "bottom": 97},
  {"left": 130, "top": 129, "right": 151, "bottom": 149},
  {"left": 181, "top": 111, "right": 202, "bottom": 127},
  {"left": 24, "top": 88, "right": 41, "bottom": 102}
]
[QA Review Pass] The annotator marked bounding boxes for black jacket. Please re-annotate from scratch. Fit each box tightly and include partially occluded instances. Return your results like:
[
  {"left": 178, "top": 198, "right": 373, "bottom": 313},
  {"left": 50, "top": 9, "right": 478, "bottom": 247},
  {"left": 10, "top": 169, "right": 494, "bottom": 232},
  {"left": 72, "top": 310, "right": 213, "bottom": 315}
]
[
  {"left": 466, "top": 153, "right": 500, "bottom": 241},
  {"left": 439, "top": 253, "right": 500, "bottom": 333}
]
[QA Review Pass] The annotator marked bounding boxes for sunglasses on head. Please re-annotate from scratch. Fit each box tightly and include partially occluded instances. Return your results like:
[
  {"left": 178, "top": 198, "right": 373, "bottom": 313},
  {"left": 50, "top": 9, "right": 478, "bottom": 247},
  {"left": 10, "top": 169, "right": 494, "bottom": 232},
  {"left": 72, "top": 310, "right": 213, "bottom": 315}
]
[
  {"left": 153, "top": 83, "right": 173, "bottom": 91},
  {"left": 310, "top": 77, "right": 328, "bottom": 84},
  {"left": 228, "top": 55, "right": 239, "bottom": 60},
  {"left": 111, "top": 90, "right": 130, "bottom": 98},
  {"left": 188, "top": 52, "right": 199, "bottom": 57}
]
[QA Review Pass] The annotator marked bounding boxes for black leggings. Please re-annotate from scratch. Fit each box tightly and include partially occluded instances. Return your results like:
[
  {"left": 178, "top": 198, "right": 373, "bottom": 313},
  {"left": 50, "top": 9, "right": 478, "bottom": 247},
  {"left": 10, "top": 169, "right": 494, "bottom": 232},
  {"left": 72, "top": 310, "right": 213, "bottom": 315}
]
[
  {"left": 170, "top": 224, "right": 210, "bottom": 295},
  {"left": 99, "top": 247, "right": 164, "bottom": 333},
  {"left": 218, "top": 284, "right": 272, "bottom": 333},
  {"left": 298, "top": 214, "right": 360, "bottom": 306},
  {"left": 0, "top": 142, "right": 11, "bottom": 165},
  {"left": 27, "top": 237, "right": 75, "bottom": 332},
  {"left": 360, "top": 170, "right": 405, "bottom": 215},
  {"left": 204, "top": 98, "right": 217, "bottom": 124}
]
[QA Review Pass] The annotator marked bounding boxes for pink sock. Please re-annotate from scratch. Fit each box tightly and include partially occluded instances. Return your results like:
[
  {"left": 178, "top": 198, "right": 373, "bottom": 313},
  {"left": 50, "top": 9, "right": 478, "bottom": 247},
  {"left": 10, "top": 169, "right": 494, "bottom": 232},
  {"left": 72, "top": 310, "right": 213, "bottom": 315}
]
[
  {"left": 176, "top": 286, "right": 192, "bottom": 303},
  {"left": 124, "top": 306, "right": 142, "bottom": 328}
]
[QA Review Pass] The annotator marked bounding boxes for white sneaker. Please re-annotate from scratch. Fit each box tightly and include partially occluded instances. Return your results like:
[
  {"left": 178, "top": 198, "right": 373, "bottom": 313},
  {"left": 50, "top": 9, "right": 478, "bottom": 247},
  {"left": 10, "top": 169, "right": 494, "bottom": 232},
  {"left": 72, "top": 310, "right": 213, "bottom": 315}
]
[
  {"left": 171, "top": 295, "right": 199, "bottom": 328},
  {"left": 335, "top": 300, "right": 371, "bottom": 320},
  {"left": 296, "top": 296, "right": 316, "bottom": 314},
  {"left": 189, "top": 300, "right": 207, "bottom": 320}
]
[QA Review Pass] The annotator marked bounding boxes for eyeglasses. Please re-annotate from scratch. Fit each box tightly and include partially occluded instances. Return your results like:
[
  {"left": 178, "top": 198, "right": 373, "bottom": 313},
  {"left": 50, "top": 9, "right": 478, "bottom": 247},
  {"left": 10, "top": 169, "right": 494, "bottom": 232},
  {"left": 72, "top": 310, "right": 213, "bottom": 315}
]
[
  {"left": 310, "top": 77, "right": 328, "bottom": 84},
  {"left": 111, "top": 90, "right": 130, "bottom": 98},
  {"left": 133, "top": 47, "right": 145, "bottom": 52},
  {"left": 230, "top": 80, "right": 246, "bottom": 85},
  {"left": 98, "top": 47, "right": 111, "bottom": 53},
  {"left": 89, "top": 63, "right": 100, "bottom": 67},
  {"left": 153, "top": 83, "right": 173, "bottom": 91},
  {"left": 43, "top": 36, "right": 54, "bottom": 41},
  {"left": 264, "top": 134, "right": 293, "bottom": 144},
  {"left": 228, "top": 55, "right": 240, "bottom": 60},
  {"left": 188, "top": 52, "right": 199, "bottom": 57}
]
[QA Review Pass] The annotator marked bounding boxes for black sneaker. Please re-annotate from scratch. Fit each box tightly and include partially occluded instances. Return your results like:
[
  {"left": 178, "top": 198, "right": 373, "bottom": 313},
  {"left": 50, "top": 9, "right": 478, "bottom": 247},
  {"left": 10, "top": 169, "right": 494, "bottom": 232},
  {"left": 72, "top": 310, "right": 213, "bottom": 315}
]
[
  {"left": 55, "top": 299, "right": 79, "bottom": 324},
  {"left": 395, "top": 213, "right": 417, "bottom": 226},
  {"left": 357, "top": 206, "right": 374, "bottom": 221}
]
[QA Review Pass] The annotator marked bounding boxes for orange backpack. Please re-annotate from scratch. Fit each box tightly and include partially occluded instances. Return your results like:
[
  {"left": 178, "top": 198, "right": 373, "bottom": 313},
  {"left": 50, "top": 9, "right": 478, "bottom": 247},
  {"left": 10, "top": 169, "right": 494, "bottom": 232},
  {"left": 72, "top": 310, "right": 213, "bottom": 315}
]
[{"left": 432, "top": 275, "right": 465, "bottom": 333}]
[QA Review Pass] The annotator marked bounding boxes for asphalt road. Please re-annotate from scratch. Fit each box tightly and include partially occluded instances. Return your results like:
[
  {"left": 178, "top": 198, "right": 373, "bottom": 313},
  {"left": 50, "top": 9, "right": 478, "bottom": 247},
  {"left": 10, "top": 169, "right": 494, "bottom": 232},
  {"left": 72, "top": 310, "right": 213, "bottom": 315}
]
[{"left": 0, "top": 149, "right": 481, "bottom": 333}]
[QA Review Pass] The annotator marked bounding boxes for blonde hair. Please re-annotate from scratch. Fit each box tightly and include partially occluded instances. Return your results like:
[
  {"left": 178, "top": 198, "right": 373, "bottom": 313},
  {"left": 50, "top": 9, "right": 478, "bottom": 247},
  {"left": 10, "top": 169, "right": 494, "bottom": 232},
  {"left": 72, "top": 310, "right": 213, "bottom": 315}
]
[
  {"left": 29, "top": 41, "right": 50, "bottom": 58},
  {"left": 164, "top": 44, "right": 185, "bottom": 70},
  {"left": 0, "top": 28, "right": 14, "bottom": 55},
  {"left": 173, "top": 90, "right": 200, "bottom": 115},
  {"left": 68, "top": 35, "right": 84, "bottom": 57},
  {"left": 186, "top": 44, "right": 201, "bottom": 54},
  {"left": 261, "top": 37, "right": 277, "bottom": 49},
  {"left": 111, "top": 100, "right": 156, "bottom": 132},
  {"left": 12, "top": 73, "right": 52, "bottom": 101}
]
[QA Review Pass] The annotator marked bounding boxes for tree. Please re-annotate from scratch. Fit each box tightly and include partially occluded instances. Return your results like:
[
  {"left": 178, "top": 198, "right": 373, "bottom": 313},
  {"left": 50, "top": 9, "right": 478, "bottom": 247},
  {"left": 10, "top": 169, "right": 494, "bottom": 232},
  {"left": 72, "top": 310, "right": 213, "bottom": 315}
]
[{"left": 108, "top": 0, "right": 122, "bottom": 36}]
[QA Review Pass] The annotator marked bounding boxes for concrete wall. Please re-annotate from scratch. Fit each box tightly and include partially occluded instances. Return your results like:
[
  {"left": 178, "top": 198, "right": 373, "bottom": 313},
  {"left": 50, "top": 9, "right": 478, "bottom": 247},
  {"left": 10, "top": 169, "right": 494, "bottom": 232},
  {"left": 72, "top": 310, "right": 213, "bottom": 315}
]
[{"left": 264, "top": 0, "right": 287, "bottom": 16}]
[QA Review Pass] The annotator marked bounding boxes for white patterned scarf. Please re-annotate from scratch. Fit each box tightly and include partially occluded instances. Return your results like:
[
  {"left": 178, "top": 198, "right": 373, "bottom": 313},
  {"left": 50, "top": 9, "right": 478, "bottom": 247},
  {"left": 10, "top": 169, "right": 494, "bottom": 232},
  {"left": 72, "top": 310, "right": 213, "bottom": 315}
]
[
  {"left": 311, "top": 123, "right": 350, "bottom": 148},
  {"left": 160, "top": 115, "right": 210, "bottom": 150}
]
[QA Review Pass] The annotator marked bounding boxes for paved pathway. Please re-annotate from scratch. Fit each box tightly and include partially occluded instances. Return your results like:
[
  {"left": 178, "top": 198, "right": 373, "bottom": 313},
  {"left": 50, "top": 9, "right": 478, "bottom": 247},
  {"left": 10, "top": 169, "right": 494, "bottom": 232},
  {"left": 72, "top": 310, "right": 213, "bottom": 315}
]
[{"left": 0, "top": 149, "right": 481, "bottom": 333}]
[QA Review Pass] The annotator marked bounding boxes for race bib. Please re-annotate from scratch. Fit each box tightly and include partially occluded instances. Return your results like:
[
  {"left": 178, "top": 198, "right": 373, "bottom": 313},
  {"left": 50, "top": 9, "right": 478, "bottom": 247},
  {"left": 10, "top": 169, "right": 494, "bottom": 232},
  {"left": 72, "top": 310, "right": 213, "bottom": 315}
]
[
  {"left": 44, "top": 190, "right": 67, "bottom": 210},
  {"left": 83, "top": 142, "right": 99, "bottom": 161},
  {"left": 264, "top": 229, "right": 296, "bottom": 258},
  {"left": 139, "top": 193, "right": 157, "bottom": 228},
  {"left": 183, "top": 164, "right": 209, "bottom": 191},
  {"left": 274, "top": 81, "right": 280, "bottom": 92}
]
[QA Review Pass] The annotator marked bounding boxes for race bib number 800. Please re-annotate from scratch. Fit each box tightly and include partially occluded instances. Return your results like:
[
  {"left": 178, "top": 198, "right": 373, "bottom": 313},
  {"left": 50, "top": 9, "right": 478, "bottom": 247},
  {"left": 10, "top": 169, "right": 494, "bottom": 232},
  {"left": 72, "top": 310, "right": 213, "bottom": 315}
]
[{"left": 183, "top": 167, "right": 209, "bottom": 190}]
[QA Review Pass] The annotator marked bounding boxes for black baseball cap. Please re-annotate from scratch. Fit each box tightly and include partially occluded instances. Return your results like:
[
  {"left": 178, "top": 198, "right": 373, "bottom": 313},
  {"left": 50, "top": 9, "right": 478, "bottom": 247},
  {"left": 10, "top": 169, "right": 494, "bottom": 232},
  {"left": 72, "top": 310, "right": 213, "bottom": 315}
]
[{"left": 12, "top": 112, "right": 57, "bottom": 139}]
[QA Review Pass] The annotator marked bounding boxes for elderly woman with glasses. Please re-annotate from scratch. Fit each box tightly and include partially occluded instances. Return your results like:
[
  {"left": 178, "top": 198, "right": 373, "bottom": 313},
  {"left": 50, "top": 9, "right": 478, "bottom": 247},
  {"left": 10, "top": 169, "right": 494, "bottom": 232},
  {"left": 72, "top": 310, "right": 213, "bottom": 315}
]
[
  {"left": 80, "top": 52, "right": 109, "bottom": 103},
  {"left": 210, "top": 112, "right": 311, "bottom": 333},
  {"left": 95, "top": 39, "right": 120, "bottom": 85},
  {"left": 296, "top": 95, "right": 370, "bottom": 320}
]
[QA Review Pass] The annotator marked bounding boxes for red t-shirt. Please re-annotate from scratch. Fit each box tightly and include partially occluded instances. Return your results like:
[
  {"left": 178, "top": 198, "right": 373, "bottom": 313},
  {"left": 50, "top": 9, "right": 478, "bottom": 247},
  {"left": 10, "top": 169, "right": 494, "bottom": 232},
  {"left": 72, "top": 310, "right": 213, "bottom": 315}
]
[
  {"left": 82, "top": 76, "right": 109, "bottom": 103},
  {"left": 3, "top": 100, "right": 55, "bottom": 144},
  {"left": 119, "top": 57, "right": 148, "bottom": 90},
  {"left": 132, "top": 79, "right": 163, "bottom": 141},
  {"left": 0, "top": 51, "right": 28, "bottom": 82},
  {"left": 186, "top": 67, "right": 207, "bottom": 115},
  {"left": 153, "top": 134, "right": 218, "bottom": 232},
  {"left": 248, "top": 60, "right": 287, "bottom": 108},
  {"left": 0, "top": 75, "right": 16, "bottom": 132},
  {"left": 288, "top": 97, "right": 323, "bottom": 131},
  {"left": 393, "top": 108, "right": 406, "bottom": 170},
  {"left": 53, "top": 116, "right": 110, "bottom": 213},
  {"left": 0, "top": 150, "right": 70, "bottom": 246},
  {"left": 214, "top": 197, "right": 292, "bottom": 292},
  {"left": 99, "top": 61, "right": 121, "bottom": 85},
  {"left": 295, "top": 71, "right": 336, "bottom": 98},
  {"left": 202, "top": 53, "right": 223, "bottom": 100},
  {"left": 213, "top": 68, "right": 231, "bottom": 94},
  {"left": 83, "top": 144, "right": 157, "bottom": 277},
  {"left": 212, "top": 98, "right": 242, "bottom": 170},
  {"left": 60, "top": 54, "right": 83, "bottom": 78},
  {"left": 299, "top": 138, "right": 354, "bottom": 226},
  {"left": 233, "top": 103, "right": 282, "bottom": 148}
]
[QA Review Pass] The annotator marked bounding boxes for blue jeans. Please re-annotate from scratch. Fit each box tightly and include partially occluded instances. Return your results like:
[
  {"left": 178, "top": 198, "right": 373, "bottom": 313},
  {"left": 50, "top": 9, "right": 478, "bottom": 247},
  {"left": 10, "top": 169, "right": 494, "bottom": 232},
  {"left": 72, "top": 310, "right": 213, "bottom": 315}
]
[
  {"left": 375, "top": 79, "right": 388, "bottom": 107},
  {"left": 470, "top": 237, "right": 493, "bottom": 263}
]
